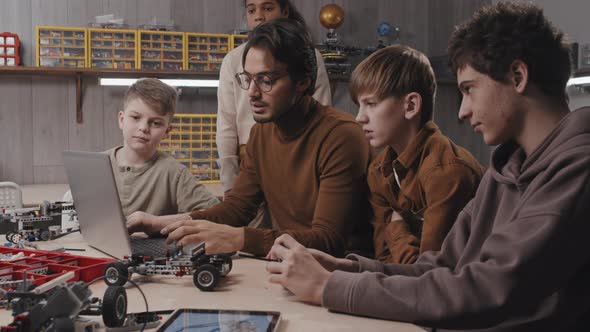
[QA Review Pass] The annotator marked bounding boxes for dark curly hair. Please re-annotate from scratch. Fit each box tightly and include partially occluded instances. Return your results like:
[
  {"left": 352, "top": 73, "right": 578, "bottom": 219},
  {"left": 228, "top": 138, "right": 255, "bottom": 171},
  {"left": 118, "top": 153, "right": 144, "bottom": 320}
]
[
  {"left": 243, "top": 18, "right": 317, "bottom": 96},
  {"left": 448, "top": 2, "right": 572, "bottom": 106}
]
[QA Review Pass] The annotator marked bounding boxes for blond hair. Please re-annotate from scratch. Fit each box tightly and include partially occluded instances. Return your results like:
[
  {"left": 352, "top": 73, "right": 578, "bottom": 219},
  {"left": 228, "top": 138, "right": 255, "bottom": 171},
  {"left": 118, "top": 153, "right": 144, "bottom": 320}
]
[
  {"left": 350, "top": 45, "right": 437, "bottom": 126},
  {"left": 123, "top": 78, "right": 178, "bottom": 118}
]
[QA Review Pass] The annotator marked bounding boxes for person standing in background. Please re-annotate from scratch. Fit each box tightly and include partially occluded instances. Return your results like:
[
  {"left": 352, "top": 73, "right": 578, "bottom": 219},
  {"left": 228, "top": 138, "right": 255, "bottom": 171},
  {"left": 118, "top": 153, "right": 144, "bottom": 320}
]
[{"left": 216, "top": 0, "right": 332, "bottom": 227}]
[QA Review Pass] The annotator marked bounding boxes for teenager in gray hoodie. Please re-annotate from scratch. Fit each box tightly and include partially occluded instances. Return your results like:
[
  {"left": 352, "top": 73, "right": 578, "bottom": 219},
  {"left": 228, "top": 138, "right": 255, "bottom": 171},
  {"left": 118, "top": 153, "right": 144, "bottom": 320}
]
[{"left": 265, "top": 2, "right": 590, "bottom": 331}]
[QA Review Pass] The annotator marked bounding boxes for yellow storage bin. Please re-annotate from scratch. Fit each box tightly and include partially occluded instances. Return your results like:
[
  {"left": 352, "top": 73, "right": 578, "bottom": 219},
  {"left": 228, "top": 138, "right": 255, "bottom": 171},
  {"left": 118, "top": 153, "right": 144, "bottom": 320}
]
[
  {"left": 36, "top": 26, "right": 87, "bottom": 68},
  {"left": 89, "top": 28, "right": 138, "bottom": 69},
  {"left": 185, "top": 33, "right": 230, "bottom": 72},
  {"left": 159, "top": 114, "right": 219, "bottom": 183},
  {"left": 139, "top": 30, "right": 185, "bottom": 70},
  {"left": 231, "top": 34, "right": 249, "bottom": 50}
]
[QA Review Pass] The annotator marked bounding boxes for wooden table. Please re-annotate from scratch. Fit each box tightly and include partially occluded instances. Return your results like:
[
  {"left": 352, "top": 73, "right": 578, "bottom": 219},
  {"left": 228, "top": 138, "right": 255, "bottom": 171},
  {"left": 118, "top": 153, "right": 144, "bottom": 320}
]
[{"left": 0, "top": 232, "right": 422, "bottom": 331}]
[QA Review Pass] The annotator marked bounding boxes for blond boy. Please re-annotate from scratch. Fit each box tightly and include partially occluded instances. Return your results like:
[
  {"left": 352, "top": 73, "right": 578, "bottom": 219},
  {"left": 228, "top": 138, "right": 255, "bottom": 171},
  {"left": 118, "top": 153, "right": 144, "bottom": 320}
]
[
  {"left": 352, "top": 45, "right": 483, "bottom": 263},
  {"left": 112, "top": 78, "right": 219, "bottom": 235}
]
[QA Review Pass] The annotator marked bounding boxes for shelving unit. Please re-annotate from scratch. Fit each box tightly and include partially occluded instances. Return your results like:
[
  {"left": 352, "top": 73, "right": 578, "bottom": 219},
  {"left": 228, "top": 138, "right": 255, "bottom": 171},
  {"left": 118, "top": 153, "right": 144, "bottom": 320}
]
[
  {"left": 35, "top": 27, "right": 250, "bottom": 69},
  {"left": 139, "top": 30, "right": 185, "bottom": 70},
  {"left": 159, "top": 114, "right": 220, "bottom": 183},
  {"left": 89, "top": 28, "right": 138, "bottom": 69},
  {"left": 231, "top": 34, "right": 248, "bottom": 49},
  {"left": 36, "top": 26, "right": 87, "bottom": 68},
  {"left": 185, "top": 33, "right": 230, "bottom": 72}
]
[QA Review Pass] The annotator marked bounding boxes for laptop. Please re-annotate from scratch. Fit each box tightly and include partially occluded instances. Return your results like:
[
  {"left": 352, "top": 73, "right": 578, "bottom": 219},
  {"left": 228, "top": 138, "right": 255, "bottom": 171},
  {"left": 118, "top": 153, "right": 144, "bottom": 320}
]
[{"left": 63, "top": 150, "right": 174, "bottom": 259}]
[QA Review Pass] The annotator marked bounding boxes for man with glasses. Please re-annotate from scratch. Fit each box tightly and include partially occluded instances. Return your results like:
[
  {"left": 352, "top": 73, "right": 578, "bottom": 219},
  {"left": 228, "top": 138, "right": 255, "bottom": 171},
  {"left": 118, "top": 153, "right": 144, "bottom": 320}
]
[
  {"left": 216, "top": 0, "right": 331, "bottom": 205},
  {"left": 132, "top": 19, "right": 373, "bottom": 257}
]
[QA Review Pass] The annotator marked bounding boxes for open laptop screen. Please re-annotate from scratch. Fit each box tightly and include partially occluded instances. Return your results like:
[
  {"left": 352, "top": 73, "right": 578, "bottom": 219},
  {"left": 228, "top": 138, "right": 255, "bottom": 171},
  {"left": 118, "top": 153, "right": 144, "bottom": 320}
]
[{"left": 63, "top": 150, "right": 134, "bottom": 259}]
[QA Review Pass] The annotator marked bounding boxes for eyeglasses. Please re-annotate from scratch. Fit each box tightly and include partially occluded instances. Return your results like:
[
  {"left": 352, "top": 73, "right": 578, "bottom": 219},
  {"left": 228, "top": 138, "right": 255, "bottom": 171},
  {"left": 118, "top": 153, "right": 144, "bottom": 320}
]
[{"left": 235, "top": 71, "right": 288, "bottom": 92}]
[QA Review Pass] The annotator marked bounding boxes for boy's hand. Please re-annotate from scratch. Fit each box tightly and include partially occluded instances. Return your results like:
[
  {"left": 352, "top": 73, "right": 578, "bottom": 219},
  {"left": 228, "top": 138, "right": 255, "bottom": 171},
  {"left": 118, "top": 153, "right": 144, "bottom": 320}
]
[
  {"left": 307, "top": 248, "right": 359, "bottom": 273},
  {"left": 266, "top": 236, "right": 359, "bottom": 273},
  {"left": 265, "top": 234, "right": 331, "bottom": 305},
  {"left": 126, "top": 211, "right": 163, "bottom": 235},
  {"left": 161, "top": 219, "right": 244, "bottom": 254}
]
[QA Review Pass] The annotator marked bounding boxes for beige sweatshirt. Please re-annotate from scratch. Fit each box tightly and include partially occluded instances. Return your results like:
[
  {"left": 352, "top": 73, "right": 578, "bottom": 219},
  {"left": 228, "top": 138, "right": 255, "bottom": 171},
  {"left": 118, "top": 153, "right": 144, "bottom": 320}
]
[
  {"left": 215, "top": 43, "right": 332, "bottom": 192},
  {"left": 107, "top": 147, "right": 219, "bottom": 217}
]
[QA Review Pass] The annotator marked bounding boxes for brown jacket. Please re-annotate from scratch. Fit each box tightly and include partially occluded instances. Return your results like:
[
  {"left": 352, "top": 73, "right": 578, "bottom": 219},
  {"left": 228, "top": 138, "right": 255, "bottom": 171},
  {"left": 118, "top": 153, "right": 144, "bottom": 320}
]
[
  {"left": 370, "top": 122, "right": 484, "bottom": 264},
  {"left": 190, "top": 97, "right": 372, "bottom": 256}
]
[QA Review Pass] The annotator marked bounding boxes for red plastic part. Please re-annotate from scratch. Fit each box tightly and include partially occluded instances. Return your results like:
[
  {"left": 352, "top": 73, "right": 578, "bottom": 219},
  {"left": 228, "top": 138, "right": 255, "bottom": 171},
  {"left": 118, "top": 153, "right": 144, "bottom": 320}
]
[
  {"left": 0, "top": 245, "right": 114, "bottom": 290},
  {"left": 0, "top": 32, "right": 21, "bottom": 66}
]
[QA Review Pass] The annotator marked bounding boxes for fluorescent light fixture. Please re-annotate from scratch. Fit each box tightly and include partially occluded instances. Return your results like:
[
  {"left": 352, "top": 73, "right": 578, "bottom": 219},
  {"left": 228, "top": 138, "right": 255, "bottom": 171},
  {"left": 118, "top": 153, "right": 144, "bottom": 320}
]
[
  {"left": 99, "top": 78, "right": 219, "bottom": 87},
  {"left": 567, "top": 76, "right": 590, "bottom": 87}
]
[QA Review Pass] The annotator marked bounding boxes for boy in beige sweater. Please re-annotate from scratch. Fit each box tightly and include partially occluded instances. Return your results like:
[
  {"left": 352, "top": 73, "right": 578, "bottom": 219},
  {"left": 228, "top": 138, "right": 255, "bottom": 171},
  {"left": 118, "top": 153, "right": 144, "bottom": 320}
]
[{"left": 105, "top": 78, "right": 219, "bottom": 235}]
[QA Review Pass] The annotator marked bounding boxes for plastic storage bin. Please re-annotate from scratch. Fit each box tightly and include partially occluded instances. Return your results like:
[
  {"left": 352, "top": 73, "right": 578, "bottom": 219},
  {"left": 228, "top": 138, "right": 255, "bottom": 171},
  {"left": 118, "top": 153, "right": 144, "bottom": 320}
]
[
  {"left": 89, "top": 28, "right": 138, "bottom": 69},
  {"left": 231, "top": 34, "right": 249, "bottom": 50},
  {"left": 185, "top": 33, "right": 230, "bottom": 72},
  {"left": 36, "top": 26, "right": 87, "bottom": 68},
  {"left": 139, "top": 30, "right": 185, "bottom": 70},
  {"left": 0, "top": 32, "right": 20, "bottom": 66},
  {"left": 159, "top": 114, "right": 220, "bottom": 183}
]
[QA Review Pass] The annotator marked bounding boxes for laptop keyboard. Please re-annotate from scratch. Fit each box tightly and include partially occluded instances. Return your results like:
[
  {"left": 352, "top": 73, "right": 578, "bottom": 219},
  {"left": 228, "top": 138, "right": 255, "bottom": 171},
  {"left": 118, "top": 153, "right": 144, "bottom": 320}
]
[{"left": 130, "top": 238, "right": 173, "bottom": 258}]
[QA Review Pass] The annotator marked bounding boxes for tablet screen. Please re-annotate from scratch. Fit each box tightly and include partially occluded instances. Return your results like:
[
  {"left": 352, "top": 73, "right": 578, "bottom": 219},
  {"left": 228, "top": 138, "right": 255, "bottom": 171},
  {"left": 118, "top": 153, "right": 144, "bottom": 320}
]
[{"left": 157, "top": 308, "right": 281, "bottom": 332}]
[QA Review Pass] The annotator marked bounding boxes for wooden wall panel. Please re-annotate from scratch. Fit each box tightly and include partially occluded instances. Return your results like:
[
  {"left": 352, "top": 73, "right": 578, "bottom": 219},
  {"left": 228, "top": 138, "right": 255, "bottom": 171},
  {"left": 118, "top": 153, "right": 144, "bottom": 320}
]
[
  {"left": 102, "top": 0, "right": 139, "bottom": 27},
  {"left": 27, "top": 1, "right": 65, "bottom": 184},
  {"left": 0, "top": 79, "right": 34, "bottom": 183},
  {"left": 136, "top": 0, "right": 172, "bottom": 27},
  {"left": 382, "top": 0, "right": 429, "bottom": 52},
  {"left": 342, "top": 0, "right": 380, "bottom": 47},
  {"left": 102, "top": 87, "right": 125, "bottom": 149},
  {"left": 0, "top": 0, "right": 33, "bottom": 65},
  {"left": 84, "top": 0, "right": 104, "bottom": 23},
  {"left": 0, "top": 0, "right": 34, "bottom": 182},
  {"left": 428, "top": 0, "right": 455, "bottom": 57},
  {"left": 31, "top": 0, "right": 68, "bottom": 27},
  {"left": 68, "top": 80, "right": 105, "bottom": 153},
  {"left": 428, "top": 0, "right": 490, "bottom": 56},
  {"left": 33, "top": 165, "right": 67, "bottom": 184},
  {"left": 31, "top": 78, "right": 69, "bottom": 167},
  {"left": 83, "top": 0, "right": 140, "bottom": 28},
  {"left": 172, "top": 1, "right": 243, "bottom": 37},
  {"left": 171, "top": 0, "right": 202, "bottom": 32},
  {"left": 201, "top": 1, "right": 243, "bottom": 33},
  {"left": 331, "top": 82, "right": 356, "bottom": 115},
  {"left": 427, "top": 0, "right": 492, "bottom": 166},
  {"left": 65, "top": 0, "right": 88, "bottom": 27}
]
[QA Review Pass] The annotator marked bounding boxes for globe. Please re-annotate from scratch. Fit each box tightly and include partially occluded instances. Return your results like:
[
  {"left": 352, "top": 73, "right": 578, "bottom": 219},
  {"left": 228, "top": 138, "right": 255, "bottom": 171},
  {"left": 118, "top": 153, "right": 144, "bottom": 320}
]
[
  {"left": 377, "top": 22, "right": 392, "bottom": 37},
  {"left": 319, "top": 4, "right": 345, "bottom": 30}
]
